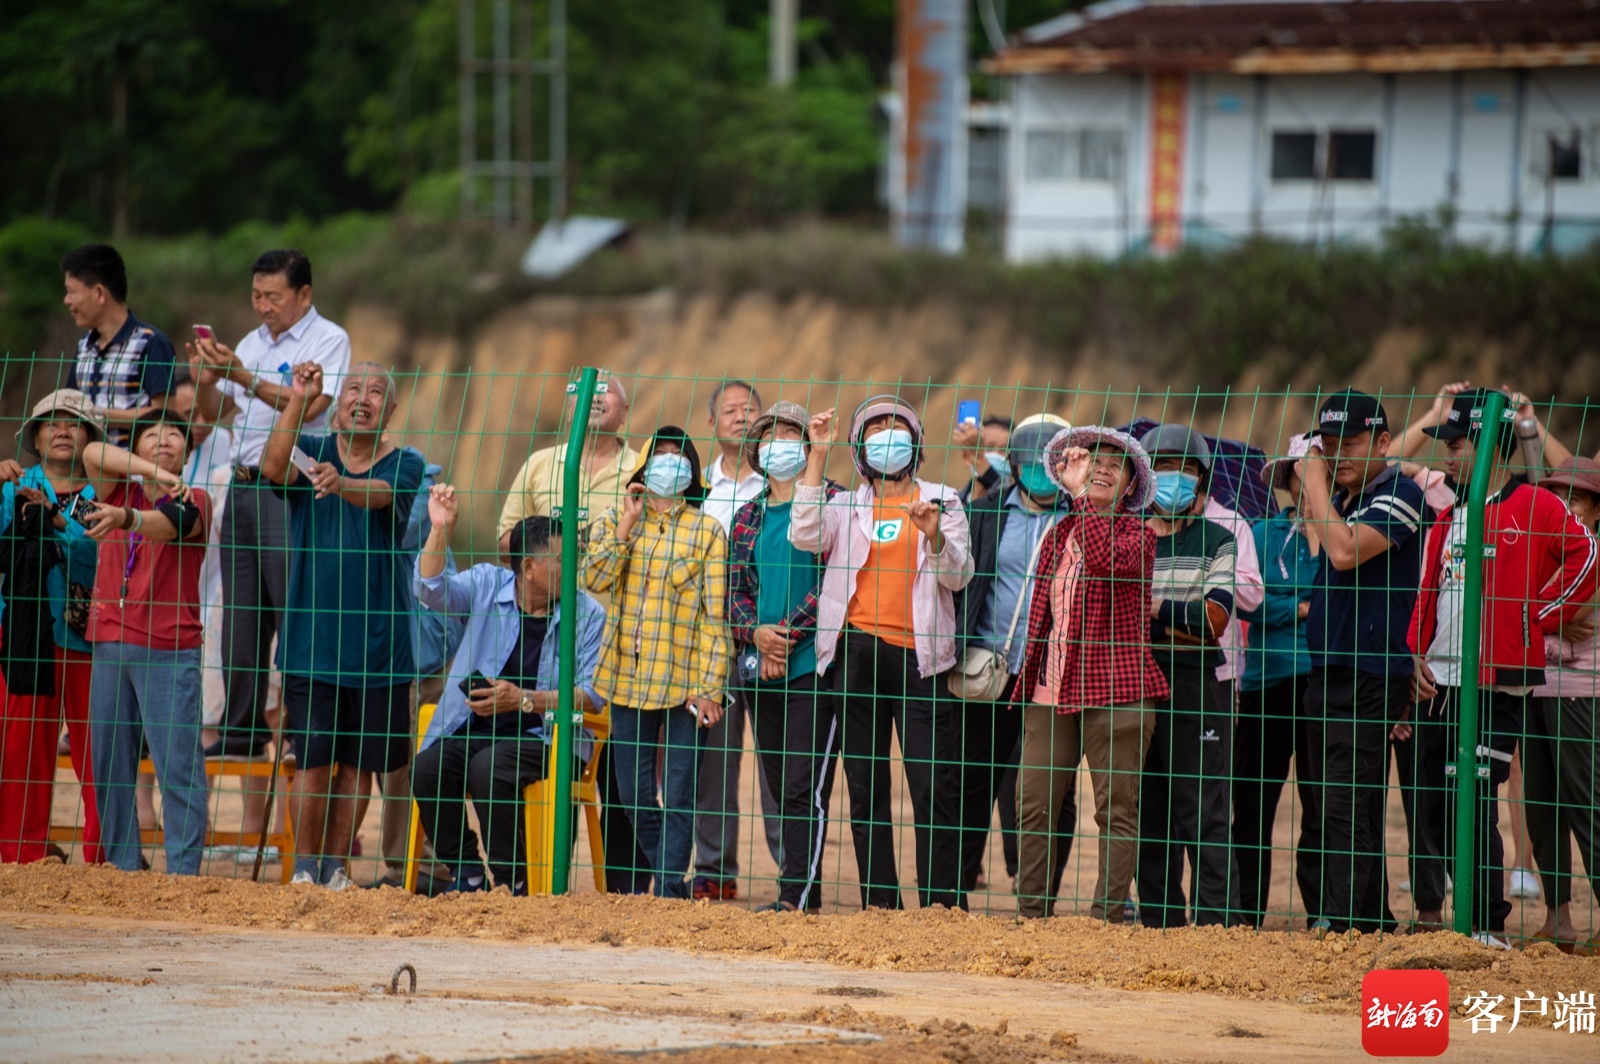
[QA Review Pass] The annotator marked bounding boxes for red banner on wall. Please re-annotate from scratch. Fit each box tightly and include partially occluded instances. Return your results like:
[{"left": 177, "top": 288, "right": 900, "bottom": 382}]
[{"left": 1147, "top": 73, "right": 1187, "bottom": 254}]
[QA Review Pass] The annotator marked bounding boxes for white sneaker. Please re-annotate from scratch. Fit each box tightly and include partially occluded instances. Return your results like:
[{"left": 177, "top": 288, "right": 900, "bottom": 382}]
[
  {"left": 1508, "top": 868, "right": 1542, "bottom": 900},
  {"left": 290, "top": 871, "right": 316, "bottom": 886},
  {"left": 1472, "top": 931, "right": 1511, "bottom": 950},
  {"left": 323, "top": 868, "right": 354, "bottom": 892},
  {"left": 236, "top": 846, "right": 279, "bottom": 864}
]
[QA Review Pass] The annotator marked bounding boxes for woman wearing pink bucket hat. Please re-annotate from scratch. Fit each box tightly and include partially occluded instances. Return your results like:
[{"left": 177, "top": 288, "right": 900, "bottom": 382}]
[{"left": 1011, "top": 425, "right": 1167, "bottom": 921}]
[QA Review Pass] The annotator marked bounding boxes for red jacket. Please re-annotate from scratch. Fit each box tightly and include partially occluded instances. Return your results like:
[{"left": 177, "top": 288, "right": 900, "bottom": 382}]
[
  {"left": 1409, "top": 482, "right": 1598, "bottom": 688},
  {"left": 1013, "top": 498, "right": 1170, "bottom": 713}
]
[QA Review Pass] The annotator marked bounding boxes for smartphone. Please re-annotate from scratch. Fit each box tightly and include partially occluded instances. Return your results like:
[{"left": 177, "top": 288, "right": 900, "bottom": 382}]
[
  {"left": 457, "top": 672, "right": 494, "bottom": 698},
  {"left": 59, "top": 492, "right": 98, "bottom": 526},
  {"left": 192, "top": 324, "right": 215, "bottom": 342},
  {"left": 957, "top": 399, "right": 981, "bottom": 427},
  {"left": 289, "top": 446, "right": 318, "bottom": 477}
]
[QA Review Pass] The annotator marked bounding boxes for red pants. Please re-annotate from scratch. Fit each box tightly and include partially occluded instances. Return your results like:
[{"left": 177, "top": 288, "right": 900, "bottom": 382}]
[{"left": 0, "top": 644, "right": 101, "bottom": 863}]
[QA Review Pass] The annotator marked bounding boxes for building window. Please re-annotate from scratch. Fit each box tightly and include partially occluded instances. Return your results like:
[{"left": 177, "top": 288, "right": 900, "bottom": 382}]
[
  {"left": 1270, "top": 131, "right": 1318, "bottom": 180},
  {"left": 1328, "top": 131, "right": 1376, "bottom": 181},
  {"left": 1546, "top": 129, "right": 1583, "bottom": 181},
  {"left": 1270, "top": 129, "right": 1378, "bottom": 182},
  {"left": 1024, "top": 128, "right": 1124, "bottom": 183}
]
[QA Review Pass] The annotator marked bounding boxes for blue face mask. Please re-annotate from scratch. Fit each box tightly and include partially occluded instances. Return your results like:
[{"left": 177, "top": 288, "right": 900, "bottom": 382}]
[
  {"left": 985, "top": 451, "right": 1011, "bottom": 477},
  {"left": 759, "top": 439, "right": 807, "bottom": 482},
  {"left": 1151, "top": 470, "right": 1199, "bottom": 514},
  {"left": 642, "top": 452, "right": 693, "bottom": 497},
  {"left": 862, "top": 428, "right": 915, "bottom": 475},
  {"left": 1017, "top": 462, "right": 1057, "bottom": 500}
]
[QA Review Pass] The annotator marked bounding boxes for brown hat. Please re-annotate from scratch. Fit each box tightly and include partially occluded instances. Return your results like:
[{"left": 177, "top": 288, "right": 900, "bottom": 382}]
[
  {"left": 1538, "top": 456, "right": 1600, "bottom": 500},
  {"left": 17, "top": 389, "right": 106, "bottom": 461},
  {"left": 744, "top": 400, "right": 812, "bottom": 476}
]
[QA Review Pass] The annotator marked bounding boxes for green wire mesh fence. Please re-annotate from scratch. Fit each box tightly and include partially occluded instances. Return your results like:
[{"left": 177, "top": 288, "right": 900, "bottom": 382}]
[{"left": 2, "top": 355, "right": 1598, "bottom": 948}]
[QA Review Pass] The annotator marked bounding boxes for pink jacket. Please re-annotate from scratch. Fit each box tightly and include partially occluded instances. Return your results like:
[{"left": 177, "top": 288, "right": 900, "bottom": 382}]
[
  {"left": 1204, "top": 498, "right": 1264, "bottom": 684},
  {"left": 789, "top": 479, "right": 974, "bottom": 678}
]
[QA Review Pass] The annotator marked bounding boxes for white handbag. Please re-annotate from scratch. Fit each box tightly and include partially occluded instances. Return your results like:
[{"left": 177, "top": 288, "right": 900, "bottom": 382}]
[{"left": 948, "top": 518, "right": 1054, "bottom": 702}]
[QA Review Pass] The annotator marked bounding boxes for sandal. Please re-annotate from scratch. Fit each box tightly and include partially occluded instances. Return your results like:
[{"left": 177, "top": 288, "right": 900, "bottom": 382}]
[{"left": 1524, "top": 930, "right": 1576, "bottom": 955}]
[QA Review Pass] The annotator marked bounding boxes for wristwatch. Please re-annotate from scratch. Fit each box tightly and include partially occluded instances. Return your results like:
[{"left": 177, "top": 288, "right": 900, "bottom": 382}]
[{"left": 519, "top": 689, "right": 536, "bottom": 714}]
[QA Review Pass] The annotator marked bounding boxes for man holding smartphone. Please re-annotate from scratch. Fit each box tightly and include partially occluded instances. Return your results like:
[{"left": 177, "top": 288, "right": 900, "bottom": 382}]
[
  {"left": 411, "top": 496, "right": 606, "bottom": 894},
  {"left": 187, "top": 249, "right": 350, "bottom": 784}
]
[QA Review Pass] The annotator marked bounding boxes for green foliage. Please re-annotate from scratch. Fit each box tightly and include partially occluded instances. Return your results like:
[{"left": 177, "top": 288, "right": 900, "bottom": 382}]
[{"left": 0, "top": 217, "right": 92, "bottom": 357}]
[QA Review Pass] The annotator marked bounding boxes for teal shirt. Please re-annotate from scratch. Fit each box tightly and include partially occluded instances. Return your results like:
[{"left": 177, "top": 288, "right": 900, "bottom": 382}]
[
  {"left": 1239, "top": 511, "right": 1319, "bottom": 692},
  {"left": 0, "top": 467, "right": 98, "bottom": 654},
  {"left": 275, "top": 434, "right": 424, "bottom": 687},
  {"left": 753, "top": 501, "right": 819, "bottom": 683}
]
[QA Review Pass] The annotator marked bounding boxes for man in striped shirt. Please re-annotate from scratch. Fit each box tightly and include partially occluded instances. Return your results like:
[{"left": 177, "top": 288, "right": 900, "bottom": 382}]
[
  {"left": 1137, "top": 423, "right": 1243, "bottom": 928},
  {"left": 59, "top": 244, "right": 175, "bottom": 445}
]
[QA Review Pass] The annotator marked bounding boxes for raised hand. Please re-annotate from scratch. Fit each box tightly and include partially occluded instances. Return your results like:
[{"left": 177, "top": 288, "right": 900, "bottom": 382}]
[
  {"left": 1058, "top": 445, "right": 1092, "bottom": 497},
  {"left": 82, "top": 502, "right": 126, "bottom": 541},
  {"left": 809, "top": 407, "right": 836, "bottom": 447},
  {"left": 291, "top": 361, "right": 324, "bottom": 402},
  {"left": 428, "top": 483, "right": 459, "bottom": 528},
  {"left": 0, "top": 459, "right": 25, "bottom": 485},
  {"left": 903, "top": 498, "right": 943, "bottom": 539},
  {"left": 616, "top": 481, "right": 647, "bottom": 538}
]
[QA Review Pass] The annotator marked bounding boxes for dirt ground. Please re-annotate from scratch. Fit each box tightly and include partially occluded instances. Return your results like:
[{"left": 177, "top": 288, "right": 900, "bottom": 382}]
[
  {"left": 47, "top": 730, "right": 1595, "bottom": 939},
  {"left": 3, "top": 866, "right": 1599, "bottom": 1062}
]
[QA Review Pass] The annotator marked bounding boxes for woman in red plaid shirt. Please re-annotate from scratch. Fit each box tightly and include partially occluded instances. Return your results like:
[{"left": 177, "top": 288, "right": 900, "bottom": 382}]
[{"left": 1012, "top": 426, "right": 1167, "bottom": 920}]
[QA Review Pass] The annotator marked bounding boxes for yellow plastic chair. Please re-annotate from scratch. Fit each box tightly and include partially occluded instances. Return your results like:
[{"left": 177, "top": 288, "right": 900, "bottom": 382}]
[{"left": 403, "top": 699, "right": 610, "bottom": 894}]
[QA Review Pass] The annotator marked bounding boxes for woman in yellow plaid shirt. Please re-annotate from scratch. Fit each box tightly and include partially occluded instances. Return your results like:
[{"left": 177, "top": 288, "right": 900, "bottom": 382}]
[{"left": 585, "top": 426, "right": 730, "bottom": 899}]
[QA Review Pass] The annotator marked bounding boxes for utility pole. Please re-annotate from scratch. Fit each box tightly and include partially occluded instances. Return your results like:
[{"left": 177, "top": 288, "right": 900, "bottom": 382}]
[
  {"left": 893, "top": 0, "right": 968, "bottom": 253},
  {"left": 770, "top": 0, "right": 797, "bottom": 87}
]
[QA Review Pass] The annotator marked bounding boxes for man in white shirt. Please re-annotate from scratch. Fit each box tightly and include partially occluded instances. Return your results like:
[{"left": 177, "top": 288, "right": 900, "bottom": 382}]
[
  {"left": 693, "top": 380, "right": 781, "bottom": 899},
  {"left": 189, "top": 249, "right": 350, "bottom": 774}
]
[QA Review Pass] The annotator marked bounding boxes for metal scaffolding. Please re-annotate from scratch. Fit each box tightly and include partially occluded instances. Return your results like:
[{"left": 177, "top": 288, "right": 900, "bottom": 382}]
[{"left": 458, "top": 0, "right": 567, "bottom": 228}]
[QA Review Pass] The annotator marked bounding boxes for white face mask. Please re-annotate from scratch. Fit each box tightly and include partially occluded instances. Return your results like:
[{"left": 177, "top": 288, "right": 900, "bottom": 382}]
[
  {"left": 642, "top": 452, "right": 693, "bottom": 496},
  {"left": 862, "top": 428, "right": 915, "bottom": 475},
  {"left": 759, "top": 439, "right": 807, "bottom": 481}
]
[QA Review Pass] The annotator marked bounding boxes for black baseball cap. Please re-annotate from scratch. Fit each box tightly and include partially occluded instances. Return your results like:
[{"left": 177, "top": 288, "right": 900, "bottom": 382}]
[
  {"left": 1316, "top": 389, "right": 1389, "bottom": 439},
  {"left": 1423, "top": 388, "right": 1514, "bottom": 444}
]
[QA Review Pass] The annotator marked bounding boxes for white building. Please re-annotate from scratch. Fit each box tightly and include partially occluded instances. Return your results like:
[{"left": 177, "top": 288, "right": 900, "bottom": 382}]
[{"left": 987, "top": 0, "right": 1600, "bottom": 260}]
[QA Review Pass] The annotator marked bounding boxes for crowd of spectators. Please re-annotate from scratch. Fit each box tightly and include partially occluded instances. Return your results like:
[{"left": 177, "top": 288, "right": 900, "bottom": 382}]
[{"left": 2, "top": 241, "right": 1597, "bottom": 957}]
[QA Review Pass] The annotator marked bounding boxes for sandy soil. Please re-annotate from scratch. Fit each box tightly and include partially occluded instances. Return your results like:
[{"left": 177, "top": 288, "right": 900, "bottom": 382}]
[
  {"left": 47, "top": 731, "right": 1594, "bottom": 940},
  {"left": 1, "top": 862, "right": 1595, "bottom": 1015}
]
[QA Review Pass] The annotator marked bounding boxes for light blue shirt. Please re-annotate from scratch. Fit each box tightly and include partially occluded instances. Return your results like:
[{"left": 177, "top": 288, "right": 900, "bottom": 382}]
[
  {"left": 415, "top": 560, "right": 606, "bottom": 750},
  {"left": 979, "top": 489, "right": 1060, "bottom": 675}
]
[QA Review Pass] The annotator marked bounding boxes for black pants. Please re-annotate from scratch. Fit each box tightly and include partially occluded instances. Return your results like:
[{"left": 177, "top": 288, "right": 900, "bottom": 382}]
[
  {"left": 412, "top": 725, "right": 548, "bottom": 891},
  {"left": 1231, "top": 674, "right": 1315, "bottom": 926},
  {"left": 1138, "top": 664, "right": 1242, "bottom": 928},
  {"left": 596, "top": 740, "right": 651, "bottom": 893},
  {"left": 960, "top": 696, "right": 1074, "bottom": 892},
  {"left": 748, "top": 681, "right": 839, "bottom": 910},
  {"left": 1392, "top": 715, "right": 1447, "bottom": 912},
  {"left": 834, "top": 628, "right": 965, "bottom": 910},
  {"left": 217, "top": 477, "right": 290, "bottom": 751},
  {"left": 1401, "top": 687, "right": 1520, "bottom": 932},
  {"left": 1524, "top": 696, "right": 1600, "bottom": 907},
  {"left": 1302, "top": 668, "right": 1403, "bottom": 934}
]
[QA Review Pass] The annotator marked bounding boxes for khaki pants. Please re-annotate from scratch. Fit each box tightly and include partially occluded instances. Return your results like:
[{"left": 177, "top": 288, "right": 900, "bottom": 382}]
[{"left": 1016, "top": 701, "right": 1153, "bottom": 920}]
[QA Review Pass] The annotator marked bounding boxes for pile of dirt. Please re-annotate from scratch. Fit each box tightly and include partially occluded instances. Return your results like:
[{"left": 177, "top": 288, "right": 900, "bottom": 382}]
[{"left": 3, "top": 862, "right": 1593, "bottom": 1016}]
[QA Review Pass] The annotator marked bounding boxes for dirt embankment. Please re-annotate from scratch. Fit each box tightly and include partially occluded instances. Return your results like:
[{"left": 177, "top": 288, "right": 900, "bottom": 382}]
[{"left": 3, "top": 863, "right": 1594, "bottom": 1018}]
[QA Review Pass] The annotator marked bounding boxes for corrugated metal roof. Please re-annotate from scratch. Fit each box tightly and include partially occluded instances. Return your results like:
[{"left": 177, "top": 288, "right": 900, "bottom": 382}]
[{"left": 986, "top": 0, "right": 1600, "bottom": 74}]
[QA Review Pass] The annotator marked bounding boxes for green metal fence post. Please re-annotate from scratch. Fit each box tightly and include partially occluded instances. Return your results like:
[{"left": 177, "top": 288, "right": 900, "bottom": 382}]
[
  {"left": 1450, "top": 389, "right": 1507, "bottom": 936},
  {"left": 550, "top": 366, "right": 598, "bottom": 895}
]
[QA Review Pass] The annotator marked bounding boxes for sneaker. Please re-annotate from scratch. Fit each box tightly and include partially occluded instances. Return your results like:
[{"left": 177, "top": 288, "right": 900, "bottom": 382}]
[
  {"left": 1310, "top": 918, "right": 1333, "bottom": 939},
  {"left": 1507, "top": 868, "right": 1541, "bottom": 900},
  {"left": 202, "top": 845, "right": 244, "bottom": 862},
  {"left": 324, "top": 868, "right": 355, "bottom": 892},
  {"left": 290, "top": 871, "right": 316, "bottom": 886},
  {"left": 692, "top": 876, "right": 723, "bottom": 901},
  {"left": 1472, "top": 931, "right": 1511, "bottom": 950},
  {"left": 237, "top": 845, "right": 279, "bottom": 864}
]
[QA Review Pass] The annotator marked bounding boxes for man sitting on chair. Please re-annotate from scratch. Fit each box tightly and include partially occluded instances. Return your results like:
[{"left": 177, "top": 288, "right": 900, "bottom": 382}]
[{"left": 412, "top": 492, "right": 606, "bottom": 894}]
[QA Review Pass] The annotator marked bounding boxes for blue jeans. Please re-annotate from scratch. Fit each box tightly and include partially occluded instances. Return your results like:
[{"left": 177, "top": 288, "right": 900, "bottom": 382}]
[
  {"left": 90, "top": 643, "right": 207, "bottom": 875},
  {"left": 610, "top": 705, "right": 706, "bottom": 899}
]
